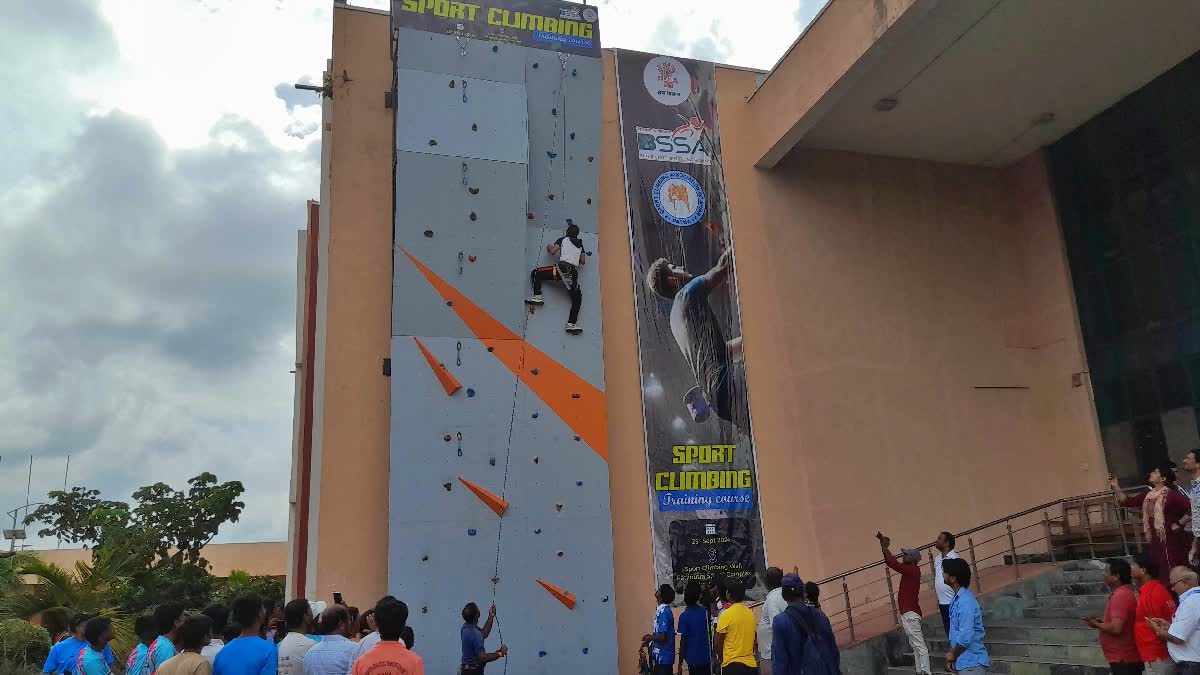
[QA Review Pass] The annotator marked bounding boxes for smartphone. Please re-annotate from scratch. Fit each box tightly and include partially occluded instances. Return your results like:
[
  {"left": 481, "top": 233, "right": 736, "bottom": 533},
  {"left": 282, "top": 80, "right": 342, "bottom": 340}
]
[{"left": 333, "top": 591, "right": 344, "bottom": 605}]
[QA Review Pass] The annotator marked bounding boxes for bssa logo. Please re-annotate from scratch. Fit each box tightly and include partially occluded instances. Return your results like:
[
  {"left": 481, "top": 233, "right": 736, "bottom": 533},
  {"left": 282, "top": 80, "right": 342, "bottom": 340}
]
[
  {"left": 636, "top": 115, "right": 710, "bottom": 165},
  {"left": 652, "top": 170, "right": 705, "bottom": 227},
  {"left": 643, "top": 55, "right": 692, "bottom": 107},
  {"left": 582, "top": 7, "right": 598, "bottom": 22}
]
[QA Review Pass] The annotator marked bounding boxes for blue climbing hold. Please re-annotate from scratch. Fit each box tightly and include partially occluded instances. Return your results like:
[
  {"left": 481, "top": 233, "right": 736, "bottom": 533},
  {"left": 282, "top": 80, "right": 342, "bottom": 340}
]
[
  {"left": 532, "top": 412, "right": 539, "bottom": 419},
  {"left": 586, "top": 251, "right": 593, "bottom": 256},
  {"left": 538, "top": 651, "right": 547, "bottom": 658},
  {"left": 551, "top": 107, "right": 557, "bottom": 116},
  {"left": 531, "top": 368, "right": 539, "bottom": 375},
  {"left": 467, "top": 529, "right": 477, "bottom": 536},
  {"left": 569, "top": 132, "right": 575, "bottom": 140},
  {"left": 533, "top": 62, "right": 539, "bottom": 69},
  {"left": 534, "top": 528, "right": 541, "bottom": 534},
  {"left": 446, "top": 300, "right": 453, "bottom": 306},
  {"left": 602, "top": 596, "right": 609, "bottom": 602},
  {"left": 576, "top": 481, "right": 583, "bottom": 486},
  {"left": 571, "top": 68, "right": 578, "bottom": 77},
  {"left": 546, "top": 151, "right": 557, "bottom": 159},
  {"left": 467, "top": 388, "right": 475, "bottom": 397},
  {"left": 581, "top": 648, "right": 589, "bottom": 654}
]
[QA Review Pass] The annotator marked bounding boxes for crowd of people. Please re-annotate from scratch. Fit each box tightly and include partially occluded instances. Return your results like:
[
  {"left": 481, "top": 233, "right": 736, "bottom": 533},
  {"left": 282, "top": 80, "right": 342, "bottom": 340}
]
[
  {"left": 42, "top": 594, "right": 424, "bottom": 675},
  {"left": 642, "top": 571, "right": 840, "bottom": 675}
]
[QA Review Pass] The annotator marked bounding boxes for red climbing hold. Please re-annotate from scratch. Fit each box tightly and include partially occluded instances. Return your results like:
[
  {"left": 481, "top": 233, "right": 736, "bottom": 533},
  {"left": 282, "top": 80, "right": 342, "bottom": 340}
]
[
  {"left": 555, "top": 503, "right": 563, "bottom": 511},
  {"left": 527, "top": 212, "right": 535, "bottom": 220},
  {"left": 468, "top": 255, "right": 477, "bottom": 262},
  {"left": 587, "top": 155, "right": 594, "bottom": 162},
  {"left": 444, "top": 435, "right": 452, "bottom": 442},
  {"left": 529, "top": 306, "right": 536, "bottom": 314},
  {"left": 548, "top": 193, "right": 555, "bottom": 200}
]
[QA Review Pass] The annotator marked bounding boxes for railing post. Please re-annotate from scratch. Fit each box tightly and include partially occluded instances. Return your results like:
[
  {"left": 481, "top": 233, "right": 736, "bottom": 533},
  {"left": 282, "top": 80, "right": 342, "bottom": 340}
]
[
  {"left": 1007, "top": 521, "right": 1021, "bottom": 580},
  {"left": 843, "top": 580, "right": 855, "bottom": 642},
  {"left": 927, "top": 550, "right": 938, "bottom": 594},
  {"left": 1083, "top": 503, "right": 1097, "bottom": 560},
  {"left": 884, "top": 566, "right": 899, "bottom": 626},
  {"left": 967, "top": 536, "right": 982, "bottom": 593},
  {"left": 1043, "top": 510, "right": 1058, "bottom": 565},
  {"left": 1117, "top": 505, "right": 1130, "bottom": 557}
]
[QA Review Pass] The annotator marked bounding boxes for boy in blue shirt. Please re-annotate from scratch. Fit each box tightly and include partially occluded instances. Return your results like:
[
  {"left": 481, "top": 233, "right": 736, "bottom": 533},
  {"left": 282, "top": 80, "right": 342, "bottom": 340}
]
[
  {"left": 642, "top": 584, "right": 677, "bottom": 675},
  {"left": 213, "top": 595, "right": 277, "bottom": 675},
  {"left": 126, "top": 615, "right": 156, "bottom": 675},
  {"left": 943, "top": 558, "right": 990, "bottom": 674},
  {"left": 43, "top": 614, "right": 114, "bottom": 675},
  {"left": 677, "top": 581, "right": 712, "bottom": 675},
  {"left": 148, "top": 603, "right": 184, "bottom": 675},
  {"left": 75, "top": 617, "right": 115, "bottom": 675}
]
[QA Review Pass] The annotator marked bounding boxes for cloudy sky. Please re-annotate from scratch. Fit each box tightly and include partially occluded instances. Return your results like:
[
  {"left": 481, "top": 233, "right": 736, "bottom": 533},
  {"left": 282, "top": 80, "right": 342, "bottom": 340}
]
[{"left": 0, "top": 0, "right": 823, "bottom": 549}]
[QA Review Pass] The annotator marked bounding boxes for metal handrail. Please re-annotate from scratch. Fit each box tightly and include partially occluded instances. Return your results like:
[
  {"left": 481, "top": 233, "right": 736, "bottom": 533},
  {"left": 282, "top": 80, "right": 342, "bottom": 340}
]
[
  {"left": 814, "top": 486, "right": 1145, "bottom": 586},
  {"left": 808, "top": 484, "right": 1150, "bottom": 645}
]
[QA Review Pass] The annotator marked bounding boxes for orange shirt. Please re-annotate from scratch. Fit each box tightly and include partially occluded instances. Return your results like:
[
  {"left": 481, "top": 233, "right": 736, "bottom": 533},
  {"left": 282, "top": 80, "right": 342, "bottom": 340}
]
[{"left": 350, "top": 641, "right": 424, "bottom": 675}]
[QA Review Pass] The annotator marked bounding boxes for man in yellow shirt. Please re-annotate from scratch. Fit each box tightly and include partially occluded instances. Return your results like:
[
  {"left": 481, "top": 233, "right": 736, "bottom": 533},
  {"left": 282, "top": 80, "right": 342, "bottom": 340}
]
[{"left": 714, "top": 580, "right": 759, "bottom": 674}]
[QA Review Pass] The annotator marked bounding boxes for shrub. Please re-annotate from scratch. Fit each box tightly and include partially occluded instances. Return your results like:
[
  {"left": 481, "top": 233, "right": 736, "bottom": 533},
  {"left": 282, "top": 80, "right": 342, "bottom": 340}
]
[{"left": 0, "top": 620, "right": 51, "bottom": 667}]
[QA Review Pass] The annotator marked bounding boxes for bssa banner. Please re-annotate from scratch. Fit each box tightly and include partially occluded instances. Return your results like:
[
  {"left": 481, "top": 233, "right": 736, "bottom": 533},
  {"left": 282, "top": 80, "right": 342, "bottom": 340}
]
[
  {"left": 392, "top": 0, "right": 600, "bottom": 57},
  {"left": 614, "top": 50, "right": 768, "bottom": 598}
]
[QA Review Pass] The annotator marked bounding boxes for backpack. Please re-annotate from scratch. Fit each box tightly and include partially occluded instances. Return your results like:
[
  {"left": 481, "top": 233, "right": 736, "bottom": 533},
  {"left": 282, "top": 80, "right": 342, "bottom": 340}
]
[{"left": 782, "top": 606, "right": 841, "bottom": 675}]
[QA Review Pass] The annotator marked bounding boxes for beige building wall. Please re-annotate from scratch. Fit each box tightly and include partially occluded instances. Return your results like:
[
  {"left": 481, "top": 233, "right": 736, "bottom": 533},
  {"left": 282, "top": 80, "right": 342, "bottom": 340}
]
[{"left": 303, "top": 4, "right": 1106, "bottom": 669}]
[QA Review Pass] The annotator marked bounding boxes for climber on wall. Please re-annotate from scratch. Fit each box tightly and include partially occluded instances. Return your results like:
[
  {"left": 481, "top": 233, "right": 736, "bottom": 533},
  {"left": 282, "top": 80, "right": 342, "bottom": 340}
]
[
  {"left": 527, "top": 221, "right": 587, "bottom": 335},
  {"left": 645, "top": 247, "right": 747, "bottom": 435}
]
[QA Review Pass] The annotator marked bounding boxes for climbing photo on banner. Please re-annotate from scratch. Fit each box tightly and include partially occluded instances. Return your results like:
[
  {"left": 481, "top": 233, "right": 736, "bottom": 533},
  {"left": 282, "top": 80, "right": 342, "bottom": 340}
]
[
  {"left": 391, "top": 0, "right": 601, "bottom": 58},
  {"left": 614, "top": 50, "right": 767, "bottom": 598}
]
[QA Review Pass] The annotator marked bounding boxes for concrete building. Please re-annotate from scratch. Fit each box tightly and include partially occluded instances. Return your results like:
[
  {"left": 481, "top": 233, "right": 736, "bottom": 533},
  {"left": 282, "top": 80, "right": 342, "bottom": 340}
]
[{"left": 288, "top": 0, "right": 1200, "bottom": 671}]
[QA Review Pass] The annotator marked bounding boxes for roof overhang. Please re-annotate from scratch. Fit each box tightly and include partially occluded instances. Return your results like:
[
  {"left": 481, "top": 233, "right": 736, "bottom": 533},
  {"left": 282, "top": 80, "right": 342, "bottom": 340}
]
[{"left": 748, "top": 0, "right": 1200, "bottom": 168}]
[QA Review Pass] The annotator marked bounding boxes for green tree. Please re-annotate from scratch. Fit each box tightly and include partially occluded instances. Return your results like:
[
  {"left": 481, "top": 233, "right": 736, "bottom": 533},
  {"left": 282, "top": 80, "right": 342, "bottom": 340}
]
[
  {"left": 0, "top": 619, "right": 52, "bottom": 668},
  {"left": 213, "top": 571, "right": 283, "bottom": 609}
]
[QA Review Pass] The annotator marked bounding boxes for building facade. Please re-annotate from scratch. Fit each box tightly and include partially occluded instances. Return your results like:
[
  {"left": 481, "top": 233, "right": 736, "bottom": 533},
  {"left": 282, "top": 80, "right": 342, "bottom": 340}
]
[{"left": 288, "top": 0, "right": 1200, "bottom": 671}]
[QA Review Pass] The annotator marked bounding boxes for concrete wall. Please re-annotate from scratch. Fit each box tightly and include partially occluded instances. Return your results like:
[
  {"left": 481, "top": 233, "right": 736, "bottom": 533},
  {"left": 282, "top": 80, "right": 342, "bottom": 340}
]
[{"left": 304, "top": 6, "right": 1105, "bottom": 672}]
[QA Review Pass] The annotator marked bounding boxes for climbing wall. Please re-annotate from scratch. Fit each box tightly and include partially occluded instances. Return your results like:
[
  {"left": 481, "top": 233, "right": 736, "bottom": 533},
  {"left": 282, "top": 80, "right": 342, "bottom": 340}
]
[{"left": 387, "top": 5, "right": 613, "bottom": 673}]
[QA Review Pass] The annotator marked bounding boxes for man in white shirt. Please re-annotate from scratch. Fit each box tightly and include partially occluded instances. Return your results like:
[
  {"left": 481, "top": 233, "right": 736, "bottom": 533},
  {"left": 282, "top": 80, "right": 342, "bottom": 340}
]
[
  {"left": 200, "top": 606, "right": 229, "bottom": 664},
  {"left": 278, "top": 600, "right": 317, "bottom": 675},
  {"left": 933, "top": 531, "right": 961, "bottom": 635},
  {"left": 1179, "top": 450, "right": 1200, "bottom": 565},
  {"left": 1148, "top": 566, "right": 1200, "bottom": 673},
  {"left": 756, "top": 567, "right": 786, "bottom": 675}
]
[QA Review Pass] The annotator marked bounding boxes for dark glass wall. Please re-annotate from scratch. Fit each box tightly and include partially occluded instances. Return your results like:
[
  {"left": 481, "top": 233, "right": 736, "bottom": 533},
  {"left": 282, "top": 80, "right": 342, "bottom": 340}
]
[{"left": 1049, "top": 51, "right": 1200, "bottom": 483}]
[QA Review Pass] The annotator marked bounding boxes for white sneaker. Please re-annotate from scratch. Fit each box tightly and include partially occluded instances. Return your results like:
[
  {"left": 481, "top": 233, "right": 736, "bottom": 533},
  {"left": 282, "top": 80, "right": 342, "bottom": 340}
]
[
  {"left": 565, "top": 323, "right": 582, "bottom": 334},
  {"left": 526, "top": 295, "right": 544, "bottom": 305}
]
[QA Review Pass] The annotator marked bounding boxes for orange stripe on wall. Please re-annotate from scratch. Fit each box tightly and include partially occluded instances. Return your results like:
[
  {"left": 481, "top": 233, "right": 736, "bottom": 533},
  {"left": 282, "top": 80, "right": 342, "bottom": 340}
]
[{"left": 399, "top": 249, "right": 609, "bottom": 461}]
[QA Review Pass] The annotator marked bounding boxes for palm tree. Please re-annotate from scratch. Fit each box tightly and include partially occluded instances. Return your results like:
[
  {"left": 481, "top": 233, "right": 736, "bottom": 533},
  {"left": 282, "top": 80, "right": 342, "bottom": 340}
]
[
  {"left": 0, "top": 557, "right": 134, "bottom": 656},
  {"left": 0, "top": 552, "right": 36, "bottom": 596}
]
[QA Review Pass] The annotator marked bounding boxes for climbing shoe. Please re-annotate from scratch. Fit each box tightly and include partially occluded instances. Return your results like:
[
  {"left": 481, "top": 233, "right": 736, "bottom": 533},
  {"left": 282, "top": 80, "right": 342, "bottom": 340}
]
[
  {"left": 526, "top": 295, "right": 544, "bottom": 305},
  {"left": 565, "top": 323, "right": 582, "bottom": 334}
]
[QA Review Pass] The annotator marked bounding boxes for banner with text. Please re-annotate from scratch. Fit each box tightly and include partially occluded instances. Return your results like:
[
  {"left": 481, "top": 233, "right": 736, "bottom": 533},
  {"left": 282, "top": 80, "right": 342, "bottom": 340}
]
[
  {"left": 392, "top": 0, "right": 600, "bottom": 57},
  {"left": 614, "top": 50, "right": 767, "bottom": 598}
]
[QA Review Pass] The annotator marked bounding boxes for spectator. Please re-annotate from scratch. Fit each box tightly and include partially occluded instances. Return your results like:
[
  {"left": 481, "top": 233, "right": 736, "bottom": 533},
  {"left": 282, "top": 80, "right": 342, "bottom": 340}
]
[
  {"left": 355, "top": 611, "right": 374, "bottom": 641},
  {"left": 642, "top": 584, "right": 676, "bottom": 675},
  {"left": 351, "top": 601, "right": 384, "bottom": 665},
  {"left": 942, "top": 558, "right": 989, "bottom": 674},
  {"left": 127, "top": 616, "right": 157, "bottom": 675},
  {"left": 349, "top": 597, "right": 422, "bottom": 675},
  {"left": 677, "top": 580, "right": 712, "bottom": 675},
  {"left": 149, "top": 604, "right": 185, "bottom": 675},
  {"left": 222, "top": 625, "right": 243, "bottom": 647},
  {"left": 1149, "top": 566, "right": 1200, "bottom": 673},
  {"left": 75, "top": 617, "right": 115, "bottom": 675},
  {"left": 263, "top": 602, "right": 282, "bottom": 642},
  {"left": 304, "top": 606, "right": 356, "bottom": 675},
  {"left": 1133, "top": 552, "right": 1179, "bottom": 675},
  {"left": 399, "top": 628, "right": 413, "bottom": 652},
  {"left": 714, "top": 580, "right": 758, "bottom": 675},
  {"left": 1182, "top": 450, "right": 1200, "bottom": 566},
  {"left": 1112, "top": 467, "right": 1192, "bottom": 584},
  {"left": 771, "top": 573, "right": 839, "bottom": 675},
  {"left": 879, "top": 533, "right": 929, "bottom": 675},
  {"left": 158, "top": 616, "right": 214, "bottom": 675},
  {"left": 202, "top": 606, "right": 230, "bottom": 664},
  {"left": 804, "top": 582, "right": 821, "bottom": 610},
  {"left": 44, "top": 614, "right": 114, "bottom": 675},
  {"left": 278, "top": 600, "right": 317, "bottom": 675},
  {"left": 460, "top": 603, "right": 506, "bottom": 674},
  {"left": 933, "top": 531, "right": 961, "bottom": 635},
  {"left": 756, "top": 568, "right": 785, "bottom": 675},
  {"left": 213, "top": 595, "right": 278, "bottom": 675},
  {"left": 1085, "top": 558, "right": 1140, "bottom": 674}
]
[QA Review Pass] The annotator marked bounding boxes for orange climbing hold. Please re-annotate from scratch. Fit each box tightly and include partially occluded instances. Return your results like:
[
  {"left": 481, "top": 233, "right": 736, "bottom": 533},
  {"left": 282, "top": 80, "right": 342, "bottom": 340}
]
[
  {"left": 536, "top": 578, "right": 577, "bottom": 610},
  {"left": 458, "top": 477, "right": 509, "bottom": 516},
  {"left": 413, "top": 337, "right": 462, "bottom": 396}
]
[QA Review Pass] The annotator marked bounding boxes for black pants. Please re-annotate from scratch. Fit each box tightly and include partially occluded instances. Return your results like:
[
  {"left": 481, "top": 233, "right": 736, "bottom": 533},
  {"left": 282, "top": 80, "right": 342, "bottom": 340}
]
[
  {"left": 1110, "top": 663, "right": 1143, "bottom": 675},
  {"left": 531, "top": 263, "right": 582, "bottom": 324},
  {"left": 652, "top": 665, "right": 673, "bottom": 675},
  {"left": 1177, "top": 663, "right": 1200, "bottom": 675},
  {"left": 939, "top": 604, "right": 950, "bottom": 635},
  {"left": 723, "top": 664, "right": 759, "bottom": 675},
  {"left": 686, "top": 666, "right": 712, "bottom": 675}
]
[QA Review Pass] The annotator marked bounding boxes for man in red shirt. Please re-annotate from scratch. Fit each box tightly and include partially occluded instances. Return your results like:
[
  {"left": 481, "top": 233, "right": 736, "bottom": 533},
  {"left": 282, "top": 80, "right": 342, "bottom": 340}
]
[
  {"left": 1085, "top": 558, "right": 1140, "bottom": 674},
  {"left": 879, "top": 533, "right": 929, "bottom": 675},
  {"left": 1132, "top": 552, "right": 1176, "bottom": 674}
]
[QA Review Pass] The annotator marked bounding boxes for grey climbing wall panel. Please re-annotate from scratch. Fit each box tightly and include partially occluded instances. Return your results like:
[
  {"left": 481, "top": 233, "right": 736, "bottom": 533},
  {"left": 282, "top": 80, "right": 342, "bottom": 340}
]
[{"left": 389, "top": 3, "right": 614, "bottom": 673}]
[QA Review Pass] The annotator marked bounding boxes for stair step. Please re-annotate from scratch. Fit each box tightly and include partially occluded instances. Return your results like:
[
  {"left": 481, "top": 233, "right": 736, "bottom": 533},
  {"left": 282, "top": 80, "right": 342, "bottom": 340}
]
[
  {"left": 1061, "top": 569, "right": 1105, "bottom": 583},
  {"left": 892, "top": 653, "right": 1109, "bottom": 675},
  {"left": 924, "top": 639, "right": 1104, "bottom": 664},
  {"left": 1049, "top": 581, "right": 1109, "bottom": 595},
  {"left": 1034, "top": 594, "right": 1108, "bottom": 609}
]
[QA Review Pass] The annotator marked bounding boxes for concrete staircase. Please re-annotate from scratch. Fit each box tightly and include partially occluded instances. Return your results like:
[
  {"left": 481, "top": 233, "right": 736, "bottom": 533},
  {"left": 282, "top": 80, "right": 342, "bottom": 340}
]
[{"left": 844, "top": 560, "right": 1116, "bottom": 674}]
